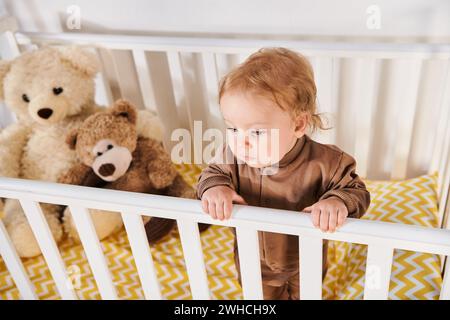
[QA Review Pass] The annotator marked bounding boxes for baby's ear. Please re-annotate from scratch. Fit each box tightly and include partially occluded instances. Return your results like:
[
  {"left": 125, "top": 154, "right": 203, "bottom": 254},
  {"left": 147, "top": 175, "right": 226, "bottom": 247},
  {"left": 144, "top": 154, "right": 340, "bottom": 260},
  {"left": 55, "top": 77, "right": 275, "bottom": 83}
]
[
  {"left": 66, "top": 128, "right": 79, "bottom": 150},
  {"left": 0, "top": 60, "right": 12, "bottom": 101},
  {"left": 110, "top": 99, "right": 137, "bottom": 125},
  {"left": 58, "top": 46, "right": 100, "bottom": 78}
]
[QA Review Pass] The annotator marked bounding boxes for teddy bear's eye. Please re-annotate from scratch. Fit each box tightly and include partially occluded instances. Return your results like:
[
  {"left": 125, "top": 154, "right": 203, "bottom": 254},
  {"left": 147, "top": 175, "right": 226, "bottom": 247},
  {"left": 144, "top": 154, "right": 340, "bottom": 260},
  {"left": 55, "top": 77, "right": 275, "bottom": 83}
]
[
  {"left": 107, "top": 144, "right": 113, "bottom": 150},
  {"left": 97, "top": 151, "right": 103, "bottom": 157},
  {"left": 22, "top": 94, "right": 30, "bottom": 103},
  {"left": 53, "top": 87, "right": 63, "bottom": 95}
]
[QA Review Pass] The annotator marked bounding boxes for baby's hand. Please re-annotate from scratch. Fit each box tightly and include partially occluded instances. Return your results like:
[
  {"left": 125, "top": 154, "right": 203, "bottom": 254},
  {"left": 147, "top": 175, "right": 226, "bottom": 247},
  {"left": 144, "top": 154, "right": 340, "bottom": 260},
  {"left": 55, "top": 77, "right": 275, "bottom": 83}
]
[
  {"left": 201, "top": 186, "right": 247, "bottom": 220},
  {"left": 303, "top": 197, "right": 348, "bottom": 233}
]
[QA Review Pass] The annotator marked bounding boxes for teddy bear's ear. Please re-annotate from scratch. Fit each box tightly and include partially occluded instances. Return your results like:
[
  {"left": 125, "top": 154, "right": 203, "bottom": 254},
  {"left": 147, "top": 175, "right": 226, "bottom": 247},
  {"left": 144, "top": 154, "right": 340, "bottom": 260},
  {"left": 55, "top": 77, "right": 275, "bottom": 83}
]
[
  {"left": 110, "top": 99, "right": 137, "bottom": 125},
  {"left": 66, "top": 128, "right": 79, "bottom": 150},
  {"left": 58, "top": 46, "right": 100, "bottom": 78},
  {"left": 0, "top": 60, "right": 12, "bottom": 101}
]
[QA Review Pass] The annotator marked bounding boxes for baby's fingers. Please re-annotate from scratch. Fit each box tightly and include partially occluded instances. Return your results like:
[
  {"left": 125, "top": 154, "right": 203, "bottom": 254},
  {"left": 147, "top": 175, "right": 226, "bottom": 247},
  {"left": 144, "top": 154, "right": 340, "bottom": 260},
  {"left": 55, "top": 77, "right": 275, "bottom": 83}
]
[
  {"left": 224, "top": 199, "right": 233, "bottom": 220},
  {"left": 319, "top": 209, "right": 329, "bottom": 232},
  {"left": 215, "top": 200, "right": 225, "bottom": 221},
  {"left": 328, "top": 208, "right": 338, "bottom": 233},
  {"left": 208, "top": 201, "right": 217, "bottom": 220},
  {"left": 201, "top": 199, "right": 209, "bottom": 214},
  {"left": 311, "top": 207, "right": 321, "bottom": 228},
  {"left": 337, "top": 210, "right": 347, "bottom": 228}
]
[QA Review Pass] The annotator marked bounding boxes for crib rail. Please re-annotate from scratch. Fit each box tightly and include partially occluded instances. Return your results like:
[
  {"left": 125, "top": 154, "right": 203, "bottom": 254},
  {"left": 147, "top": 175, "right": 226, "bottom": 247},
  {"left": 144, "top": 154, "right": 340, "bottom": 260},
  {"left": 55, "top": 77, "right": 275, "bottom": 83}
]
[
  {"left": 13, "top": 32, "right": 450, "bottom": 58},
  {"left": 0, "top": 177, "right": 449, "bottom": 300}
]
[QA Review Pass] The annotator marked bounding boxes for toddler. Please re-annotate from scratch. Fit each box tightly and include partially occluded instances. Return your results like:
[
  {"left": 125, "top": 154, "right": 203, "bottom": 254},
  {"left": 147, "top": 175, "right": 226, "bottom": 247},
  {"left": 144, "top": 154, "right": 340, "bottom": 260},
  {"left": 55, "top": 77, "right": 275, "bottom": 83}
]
[{"left": 196, "top": 48, "right": 370, "bottom": 300}]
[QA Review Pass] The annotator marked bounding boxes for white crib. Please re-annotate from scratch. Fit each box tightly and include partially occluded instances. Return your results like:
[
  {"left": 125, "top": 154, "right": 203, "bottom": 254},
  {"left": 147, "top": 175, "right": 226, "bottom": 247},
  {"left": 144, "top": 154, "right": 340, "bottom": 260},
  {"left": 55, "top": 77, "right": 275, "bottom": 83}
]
[{"left": 0, "top": 16, "right": 450, "bottom": 300}]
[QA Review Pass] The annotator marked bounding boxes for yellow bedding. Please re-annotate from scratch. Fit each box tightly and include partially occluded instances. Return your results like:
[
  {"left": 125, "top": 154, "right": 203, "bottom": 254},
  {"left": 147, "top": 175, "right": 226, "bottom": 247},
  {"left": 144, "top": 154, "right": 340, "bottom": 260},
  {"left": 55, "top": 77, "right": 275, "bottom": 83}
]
[{"left": 0, "top": 166, "right": 443, "bottom": 299}]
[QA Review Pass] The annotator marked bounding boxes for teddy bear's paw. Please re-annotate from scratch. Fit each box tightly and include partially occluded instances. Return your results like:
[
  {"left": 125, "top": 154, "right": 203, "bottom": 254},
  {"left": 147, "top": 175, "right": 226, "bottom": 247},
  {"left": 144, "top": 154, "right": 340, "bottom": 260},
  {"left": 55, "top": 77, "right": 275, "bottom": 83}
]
[
  {"left": 180, "top": 188, "right": 196, "bottom": 199},
  {"left": 61, "top": 207, "right": 78, "bottom": 242},
  {"left": 148, "top": 172, "right": 174, "bottom": 190},
  {"left": 65, "top": 209, "right": 124, "bottom": 242},
  {"left": 2, "top": 201, "right": 63, "bottom": 258},
  {"left": 136, "top": 110, "right": 165, "bottom": 142},
  {"left": 6, "top": 220, "right": 43, "bottom": 258},
  {"left": 90, "top": 209, "right": 124, "bottom": 240},
  {"left": 144, "top": 217, "right": 176, "bottom": 244},
  {"left": 40, "top": 204, "right": 64, "bottom": 243}
]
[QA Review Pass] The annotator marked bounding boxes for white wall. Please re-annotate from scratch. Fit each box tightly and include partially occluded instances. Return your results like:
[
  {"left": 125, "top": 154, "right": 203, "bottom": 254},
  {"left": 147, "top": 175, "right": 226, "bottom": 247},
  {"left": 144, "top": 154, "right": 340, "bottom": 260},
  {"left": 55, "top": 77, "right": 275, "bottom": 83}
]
[{"left": 1, "top": 0, "right": 450, "bottom": 40}]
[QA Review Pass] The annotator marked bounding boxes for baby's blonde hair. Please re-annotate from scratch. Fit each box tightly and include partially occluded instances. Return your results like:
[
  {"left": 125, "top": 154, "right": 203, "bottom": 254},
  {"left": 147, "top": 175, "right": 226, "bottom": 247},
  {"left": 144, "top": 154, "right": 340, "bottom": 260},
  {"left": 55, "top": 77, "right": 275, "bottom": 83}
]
[{"left": 219, "top": 47, "right": 328, "bottom": 132}]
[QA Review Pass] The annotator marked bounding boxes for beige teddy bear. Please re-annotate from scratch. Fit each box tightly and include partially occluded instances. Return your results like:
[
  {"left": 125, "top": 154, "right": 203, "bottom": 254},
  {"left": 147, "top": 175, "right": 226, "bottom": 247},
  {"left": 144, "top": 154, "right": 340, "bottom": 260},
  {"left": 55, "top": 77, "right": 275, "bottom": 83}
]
[{"left": 0, "top": 47, "right": 164, "bottom": 257}]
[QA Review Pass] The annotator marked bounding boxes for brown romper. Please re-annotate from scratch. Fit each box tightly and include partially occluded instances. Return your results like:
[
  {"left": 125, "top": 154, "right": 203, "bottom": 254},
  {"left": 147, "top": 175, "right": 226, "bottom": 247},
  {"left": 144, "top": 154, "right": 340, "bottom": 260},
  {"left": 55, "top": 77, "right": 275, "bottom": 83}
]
[{"left": 196, "top": 135, "right": 371, "bottom": 300}]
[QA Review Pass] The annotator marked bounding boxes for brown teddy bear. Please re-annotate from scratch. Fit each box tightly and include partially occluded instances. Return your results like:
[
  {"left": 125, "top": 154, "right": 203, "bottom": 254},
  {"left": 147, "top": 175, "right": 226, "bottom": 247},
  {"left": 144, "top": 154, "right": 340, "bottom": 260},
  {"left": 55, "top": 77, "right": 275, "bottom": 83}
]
[{"left": 58, "top": 99, "right": 207, "bottom": 243}]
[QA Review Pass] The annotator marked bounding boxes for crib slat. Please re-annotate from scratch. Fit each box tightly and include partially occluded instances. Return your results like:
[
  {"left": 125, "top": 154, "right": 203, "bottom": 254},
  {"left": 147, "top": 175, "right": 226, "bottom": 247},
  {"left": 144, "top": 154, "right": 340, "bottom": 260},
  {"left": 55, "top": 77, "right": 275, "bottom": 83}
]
[
  {"left": 391, "top": 60, "right": 422, "bottom": 180},
  {"left": 18, "top": 199, "right": 78, "bottom": 300},
  {"left": 438, "top": 124, "right": 450, "bottom": 229},
  {"left": 68, "top": 205, "right": 117, "bottom": 300},
  {"left": 363, "top": 244, "right": 393, "bottom": 300},
  {"left": 433, "top": 63, "right": 450, "bottom": 227},
  {"left": 132, "top": 49, "right": 158, "bottom": 113},
  {"left": 429, "top": 61, "right": 450, "bottom": 177},
  {"left": 0, "top": 30, "right": 21, "bottom": 125},
  {"left": 0, "top": 219, "right": 37, "bottom": 299},
  {"left": 352, "top": 58, "right": 379, "bottom": 179},
  {"left": 177, "top": 219, "right": 210, "bottom": 299},
  {"left": 94, "top": 48, "right": 114, "bottom": 106},
  {"left": 0, "top": 30, "right": 20, "bottom": 59},
  {"left": 121, "top": 211, "right": 162, "bottom": 300},
  {"left": 299, "top": 235, "right": 323, "bottom": 300},
  {"left": 310, "top": 57, "right": 338, "bottom": 145},
  {"left": 113, "top": 50, "right": 147, "bottom": 109},
  {"left": 201, "top": 52, "right": 221, "bottom": 119},
  {"left": 440, "top": 258, "right": 450, "bottom": 300},
  {"left": 200, "top": 52, "right": 224, "bottom": 161},
  {"left": 238, "top": 53, "right": 250, "bottom": 64},
  {"left": 235, "top": 227, "right": 263, "bottom": 300},
  {"left": 167, "top": 52, "right": 194, "bottom": 133}
]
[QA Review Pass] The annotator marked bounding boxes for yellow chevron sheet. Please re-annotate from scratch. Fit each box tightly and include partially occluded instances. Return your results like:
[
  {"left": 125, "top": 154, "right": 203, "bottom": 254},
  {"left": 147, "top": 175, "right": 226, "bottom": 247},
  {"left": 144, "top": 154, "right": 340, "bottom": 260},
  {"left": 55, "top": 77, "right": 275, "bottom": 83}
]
[
  {"left": 323, "top": 172, "right": 443, "bottom": 299},
  {"left": 0, "top": 166, "right": 443, "bottom": 299}
]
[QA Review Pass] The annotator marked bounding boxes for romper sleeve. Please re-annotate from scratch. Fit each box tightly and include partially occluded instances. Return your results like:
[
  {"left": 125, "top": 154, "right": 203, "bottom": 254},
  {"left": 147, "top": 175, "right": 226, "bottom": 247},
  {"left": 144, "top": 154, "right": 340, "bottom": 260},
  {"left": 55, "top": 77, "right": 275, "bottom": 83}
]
[
  {"left": 196, "top": 144, "right": 237, "bottom": 199},
  {"left": 319, "top": 151, "right": 371, "bottom": 218}
]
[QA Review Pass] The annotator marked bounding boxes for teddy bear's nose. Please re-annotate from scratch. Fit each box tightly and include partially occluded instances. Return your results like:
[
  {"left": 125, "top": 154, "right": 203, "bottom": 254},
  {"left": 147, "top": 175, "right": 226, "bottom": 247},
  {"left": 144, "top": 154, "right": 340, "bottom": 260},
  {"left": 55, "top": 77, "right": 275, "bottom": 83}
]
[
  {"left": 37, "top": 108, "right": 53, "bottom": 119},
  {"left": 99, "top": 163, "right": 116, "bottom": 177}
]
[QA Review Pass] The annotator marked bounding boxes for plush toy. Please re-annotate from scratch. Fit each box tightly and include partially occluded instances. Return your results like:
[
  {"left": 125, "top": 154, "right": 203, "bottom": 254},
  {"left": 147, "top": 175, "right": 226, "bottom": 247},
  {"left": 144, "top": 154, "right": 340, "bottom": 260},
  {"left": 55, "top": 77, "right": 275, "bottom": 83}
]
[
  {"left": 0, "top": 47, "right": 164, "bottom": 257},
  {"left": 58, "top": 99, "right": 202, "bottom": 244}
]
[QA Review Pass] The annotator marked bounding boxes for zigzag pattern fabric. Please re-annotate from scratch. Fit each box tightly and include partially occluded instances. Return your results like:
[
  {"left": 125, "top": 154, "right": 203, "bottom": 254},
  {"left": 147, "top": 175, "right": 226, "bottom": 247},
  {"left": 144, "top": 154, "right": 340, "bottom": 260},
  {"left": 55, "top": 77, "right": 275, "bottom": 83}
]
[
  {"left": 323, "top": 173, "right": 442, "bottom": 300},
  {"left": 0, "top": 166, "right": 443, "bottom": 299}
]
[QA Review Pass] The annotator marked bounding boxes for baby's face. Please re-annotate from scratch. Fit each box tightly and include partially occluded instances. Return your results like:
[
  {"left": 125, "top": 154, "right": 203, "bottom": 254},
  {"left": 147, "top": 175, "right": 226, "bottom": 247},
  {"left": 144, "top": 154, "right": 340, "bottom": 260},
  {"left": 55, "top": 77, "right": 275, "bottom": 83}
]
[{"left": 220, "top": 91, "right": 305, "bottom": 168}]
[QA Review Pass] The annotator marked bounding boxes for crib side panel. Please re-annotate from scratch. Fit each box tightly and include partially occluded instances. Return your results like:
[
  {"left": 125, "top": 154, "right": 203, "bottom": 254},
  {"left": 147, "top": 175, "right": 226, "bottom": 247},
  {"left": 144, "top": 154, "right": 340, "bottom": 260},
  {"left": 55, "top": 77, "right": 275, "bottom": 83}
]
[
  {"left": 121, "top": 211, "right": 162, "bottom": 300},
  {"left": 68, "top": 205, "right": 117, "bottom": 300},
  {"left": 18, "top": 199, "right": 78, "bottom": 299},
  {"left": 0, "top": 219, "right": 37, "bottom": 299}
]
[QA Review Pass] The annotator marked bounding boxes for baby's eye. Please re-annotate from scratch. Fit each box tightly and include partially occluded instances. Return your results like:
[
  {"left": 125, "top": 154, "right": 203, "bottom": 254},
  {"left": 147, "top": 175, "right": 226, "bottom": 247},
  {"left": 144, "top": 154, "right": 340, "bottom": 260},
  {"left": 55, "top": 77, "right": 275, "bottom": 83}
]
[
  {"left": 227, "top": 128, "right": 238, "bottom": 133},
  {"left": 22, "top": 94, "right": 30, "bottom": 103},
  {"left": 250, "top": 129, "right": 267, "bottom": 137}
]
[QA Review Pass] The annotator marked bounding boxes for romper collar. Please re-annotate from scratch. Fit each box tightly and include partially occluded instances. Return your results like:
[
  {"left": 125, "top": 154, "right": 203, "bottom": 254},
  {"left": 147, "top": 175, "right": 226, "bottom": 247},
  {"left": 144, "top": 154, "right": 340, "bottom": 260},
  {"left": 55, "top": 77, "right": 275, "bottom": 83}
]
[{"left": 277, "top": 135, "right": 307, "bottom": 168}]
